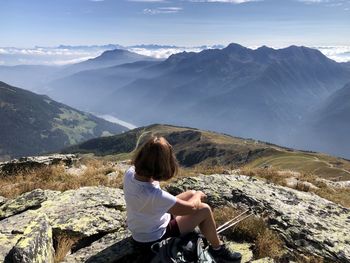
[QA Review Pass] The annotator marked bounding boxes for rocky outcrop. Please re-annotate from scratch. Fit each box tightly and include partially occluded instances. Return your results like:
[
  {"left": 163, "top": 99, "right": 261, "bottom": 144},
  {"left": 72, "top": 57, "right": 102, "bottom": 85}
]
[
  {"left": 0, "top": 154, "right": 78, "bottom": 175},
  {"left": 1, "top": 174, "right": 349, "bottom": 262},
  {"left": 167, "top": 175, "right": 350, "bottom": 263},
  {"left": 7, "top": 214, "right": 54, "bottom": 263},
  {"left": 0, "top": 186, "right": 127, "bottom": 262}
]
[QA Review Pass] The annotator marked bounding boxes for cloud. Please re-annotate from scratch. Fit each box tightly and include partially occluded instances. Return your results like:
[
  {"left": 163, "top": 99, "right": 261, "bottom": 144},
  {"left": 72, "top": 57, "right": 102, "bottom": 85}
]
[
  {"left": 143, "top": 6, "right": 182, "bottom": 14},
  {"left": 314, "top": 46, "right": 350, "bottom": 62},
  {"left": 89, "top": 0, "right": 105, "bottom": 2},
  {"left": 188, "top": 0, "right": 259, "bottom": 3},
  {"left": 297, "top": 0, "right": 345, "bottom": 3},
  {"left": 1, "top": 45, "right": 350, "bottom": 66},
  {"left": 128, "top": 0, "right": 166, "bottom": 2}
]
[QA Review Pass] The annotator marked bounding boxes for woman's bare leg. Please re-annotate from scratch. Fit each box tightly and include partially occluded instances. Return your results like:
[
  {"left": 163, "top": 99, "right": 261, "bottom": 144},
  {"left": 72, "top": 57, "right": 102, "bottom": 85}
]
[{"left": 175, "top": 203, "right": 221, "bottom": 248}]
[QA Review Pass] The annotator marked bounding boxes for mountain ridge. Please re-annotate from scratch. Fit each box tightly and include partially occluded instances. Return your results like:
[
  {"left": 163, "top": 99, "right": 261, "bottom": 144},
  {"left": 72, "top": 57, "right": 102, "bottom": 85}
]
[{"left": 0, "top": 81, "right": 127, "bottom": 159}]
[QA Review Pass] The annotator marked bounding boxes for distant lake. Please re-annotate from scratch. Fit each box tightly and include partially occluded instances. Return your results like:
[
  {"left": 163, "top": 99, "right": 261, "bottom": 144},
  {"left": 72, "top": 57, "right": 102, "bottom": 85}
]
[{"left": 97, "top": 114, "right": 137, "bottom": 130}]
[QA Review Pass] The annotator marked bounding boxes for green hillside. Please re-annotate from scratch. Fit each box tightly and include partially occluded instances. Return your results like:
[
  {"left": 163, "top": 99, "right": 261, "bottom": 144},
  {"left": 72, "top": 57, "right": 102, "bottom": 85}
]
[
  {"left": 64, "top": 124, "right": 350, "bottom": 181},
  {"left": 0, "top": 81, "right": 127, "bottom": 159}
]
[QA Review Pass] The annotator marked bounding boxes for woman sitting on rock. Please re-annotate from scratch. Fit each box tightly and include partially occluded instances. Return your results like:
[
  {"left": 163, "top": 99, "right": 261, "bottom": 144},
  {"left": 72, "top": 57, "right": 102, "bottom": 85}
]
[{"left": 123, "top": 136, "right": 241, "bottom": 262}]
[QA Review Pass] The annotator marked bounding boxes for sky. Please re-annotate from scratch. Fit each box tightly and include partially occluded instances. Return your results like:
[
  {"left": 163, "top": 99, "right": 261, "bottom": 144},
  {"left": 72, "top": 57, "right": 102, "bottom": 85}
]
[{"left": 0, "top": 0, "right": 350, "bottom": 48}]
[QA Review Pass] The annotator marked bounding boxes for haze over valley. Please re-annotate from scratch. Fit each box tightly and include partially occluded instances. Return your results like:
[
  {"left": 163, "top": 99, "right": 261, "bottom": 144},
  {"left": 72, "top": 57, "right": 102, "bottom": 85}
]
[{"left": 1, "top": 43, "right": 349, "bottom": 159}]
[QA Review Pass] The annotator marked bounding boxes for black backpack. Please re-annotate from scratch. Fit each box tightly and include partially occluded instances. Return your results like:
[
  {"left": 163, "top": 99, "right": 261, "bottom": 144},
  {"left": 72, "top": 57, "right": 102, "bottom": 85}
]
[{"left": 150, "top": 232, "right": 216, "bottom": 263}]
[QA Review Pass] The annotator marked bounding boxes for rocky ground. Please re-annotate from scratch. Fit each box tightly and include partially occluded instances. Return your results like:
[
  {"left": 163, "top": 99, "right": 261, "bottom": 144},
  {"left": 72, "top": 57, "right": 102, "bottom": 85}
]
[
  {"left": 0, "top": 154, "right": 78, "bottom": 175},
  {"left": 0, "top": 172, "right": 349, "bottom": 262}
]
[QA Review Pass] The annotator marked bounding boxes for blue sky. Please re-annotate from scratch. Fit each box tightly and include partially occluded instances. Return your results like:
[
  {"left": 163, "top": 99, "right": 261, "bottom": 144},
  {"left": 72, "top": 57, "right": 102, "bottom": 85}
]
[{"left": 0, "top": 0, "right": 349, "bottom": 47}]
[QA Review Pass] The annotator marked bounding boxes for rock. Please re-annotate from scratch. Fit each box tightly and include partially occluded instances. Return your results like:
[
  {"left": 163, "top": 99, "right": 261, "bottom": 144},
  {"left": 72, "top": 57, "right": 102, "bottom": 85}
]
[
  {"left": 1, "top": 174, "right": 350, "bottom": 262},
  {"left": 251, "top": 258, "right": 274, "bottom": 263},
  {"left": 168, "top": 174, "right": 350, "bottom": 262},
  {"left": 317, "top": 178, "right": 350, "bottom": 189},
  {"left": 106, "top": 172, "right": 118, "bottom": 177},
  {"left": 114, "top": 161, "right": 131, "bottom": 174},
  {"left": 0, "top": 154, "right": 78, "bottom": 175},
  {"left": 7, "top": 214, "right": 54, "bottom": 263},
  {"left": 65, "top": 164, "right": 87, "bottom": 176},
  {"left": 0, "top": 186, "right": 127, "bottom": 262},
  {"left": 0, "top": 196, "right": 7, "bottom": 206},
  {"left": 226, "top": 242, "right": 253, "bottom": 263},
  {"left": 42, "top": 186, "right": 126, "bottom": 237},
  {"left": 0, "top": 189, "right": 58, "bottom": 220},
  {"left": 285, "top": 177, "right": 318, "bottom": 191},
  {"left": 61, "top": 230, "right": 133, "bottom": 263},
  {"left": 0, "top": 210, "right": 42, "bottom": 261}
]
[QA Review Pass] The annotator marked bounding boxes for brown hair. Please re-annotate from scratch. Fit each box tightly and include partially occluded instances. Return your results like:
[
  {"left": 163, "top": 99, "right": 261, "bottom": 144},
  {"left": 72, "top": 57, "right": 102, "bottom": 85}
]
[{"left": 133, "top": 136, "right": 178, "bottom": 181}]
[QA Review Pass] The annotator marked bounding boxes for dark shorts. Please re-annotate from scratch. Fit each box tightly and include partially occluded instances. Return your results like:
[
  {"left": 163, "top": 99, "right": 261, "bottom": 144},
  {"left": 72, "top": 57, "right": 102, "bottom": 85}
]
[{"left": 132, "top": 215, "right": 181, "bottom": 249}]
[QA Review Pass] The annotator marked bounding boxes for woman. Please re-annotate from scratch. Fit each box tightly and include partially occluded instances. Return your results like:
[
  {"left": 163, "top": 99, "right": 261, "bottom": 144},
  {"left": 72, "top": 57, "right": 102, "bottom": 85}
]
[{"left": 123, "top": 136, "right": 241, "bottom": 262}]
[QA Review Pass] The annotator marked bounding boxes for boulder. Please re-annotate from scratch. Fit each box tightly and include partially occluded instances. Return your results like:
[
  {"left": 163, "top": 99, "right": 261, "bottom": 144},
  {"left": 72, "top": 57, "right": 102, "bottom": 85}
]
[
  {"left": 1, "top": 174, "right": 350, "bottom": 262},
  {"left": 0, "top": 189, "right": 59, "bottom": 220},
  {"left": 61, "top": 230, "right": 133, "bottom": 263},
  {"left": 0, "top": 210, "right": 43, "bottom": 261},
  {"left": 7, "top": 214, "right": 54, "bottom": 263},
  {"left": 168, "top": 175, "right": 350, "bottom": 262},
  {"left": 0, "top": 186, "right": 127, "bottom": 262},
  {"left": 0, "top": 154, "right": 78, "bottom": 175}
]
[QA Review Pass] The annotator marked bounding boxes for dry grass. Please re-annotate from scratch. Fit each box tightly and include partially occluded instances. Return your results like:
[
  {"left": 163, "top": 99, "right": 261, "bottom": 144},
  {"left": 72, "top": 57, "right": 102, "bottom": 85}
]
[
  {"left": 213, "top": 206, "right": 284, "bottom": 260},
  {"left": 240, "top": 167, "right": 350, "bottom": 208},
  {"left": 314, "top": 186, "right": 350, "bottom": 208},
  {"left": 0, "top": 158, "right": 123, "bottom": 199},
  {"left": 54, "top": 233, "right": 81, "bottom": 263},
  {"left": 190, "top": 164, "right": 235, "bottom": 175},
  {"left": 240, "top": 167, "right": 290, "bottom": 186},
  {"left": 296, "top": 255, "right": 324, "bottom": 263}
]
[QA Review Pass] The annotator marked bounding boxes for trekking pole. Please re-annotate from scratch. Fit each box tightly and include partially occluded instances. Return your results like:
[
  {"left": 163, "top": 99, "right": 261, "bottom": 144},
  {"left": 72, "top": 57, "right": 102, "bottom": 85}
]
[
  {"left": 216, "top": 209, "right": 249, "bottom": 232},
  {"left": 217, "top": 213, "right": 253, "bottom": 234}
]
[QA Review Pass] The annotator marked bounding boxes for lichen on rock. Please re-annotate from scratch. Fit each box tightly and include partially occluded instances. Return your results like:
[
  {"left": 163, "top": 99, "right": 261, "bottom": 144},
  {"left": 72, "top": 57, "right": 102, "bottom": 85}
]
[
  {"left": 0, "top": 189, "right": 58, "bottom": 220},
  {"left": 8, "top": 214, "right": 54, "bottom": 263},
  {"left": 168, "top": 174, "right": 350, "bottom": 262},
  {"left": 1, "top": 174, "right": 349, "bottom": 262},
  {"left": 0, "top": 186, "right": 128, "bottom": 262}
]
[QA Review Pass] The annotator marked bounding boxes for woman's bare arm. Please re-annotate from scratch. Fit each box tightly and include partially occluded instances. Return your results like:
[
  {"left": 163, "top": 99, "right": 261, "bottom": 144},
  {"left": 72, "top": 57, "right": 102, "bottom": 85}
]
[{"left": 168, "top": 191, "right": 206, "bottom": 216}]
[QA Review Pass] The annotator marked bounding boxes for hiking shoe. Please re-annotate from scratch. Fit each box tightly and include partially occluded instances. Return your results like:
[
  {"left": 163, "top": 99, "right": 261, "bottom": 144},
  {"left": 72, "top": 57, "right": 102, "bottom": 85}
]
[{"left": 209, "top": 244, "right": 242, "bottom": 263}]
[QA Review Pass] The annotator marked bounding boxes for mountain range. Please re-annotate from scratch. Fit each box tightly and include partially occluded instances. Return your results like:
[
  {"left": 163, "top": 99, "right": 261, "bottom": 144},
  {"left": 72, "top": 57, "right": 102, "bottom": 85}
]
[
  {"left": 0, "top": 81, "right": 127, "bottom": 160},
  {"left": 64, "top": 124, "right": 350, "bottom": 180},
  {"left": 1, "top": 44, "right": 349, "bottom": 158},
  {"left": 47, "top": 44, "right": 350, "bottom": 157},
  {"left": 0, "top": 48, "right": 159, "bottom": 94}
]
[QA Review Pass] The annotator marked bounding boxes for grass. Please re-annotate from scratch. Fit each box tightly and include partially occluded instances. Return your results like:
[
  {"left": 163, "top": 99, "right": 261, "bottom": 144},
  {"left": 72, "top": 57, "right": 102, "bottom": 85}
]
[
  {"left": 213, "top": 206, "right": 284, "bottom": 260},
  {"left": 245, "top": 151, "right": 350, "bottom": 181},
  {"left": 0, "top": 158, "right": 123, "bottom": 199},
  {"left": 240, "top": 167, "right": 350, "bottom": 208},
  {"left": 53, "top": 232, "right": 80, "bottom": 263}
]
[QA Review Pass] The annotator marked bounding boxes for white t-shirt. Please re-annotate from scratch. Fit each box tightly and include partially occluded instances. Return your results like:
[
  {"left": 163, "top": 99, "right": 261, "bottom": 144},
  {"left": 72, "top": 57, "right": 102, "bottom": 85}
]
[{"left": 123, "top": 166, "right": 177, "bottom": 242}]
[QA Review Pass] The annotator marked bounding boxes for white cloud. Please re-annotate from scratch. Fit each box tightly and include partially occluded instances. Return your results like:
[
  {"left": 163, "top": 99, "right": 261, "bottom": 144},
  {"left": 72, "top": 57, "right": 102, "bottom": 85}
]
[
  {"left": 297, "top": 0, "right": 345, "bottom": 3},
  {"left": 188, "top": 0, "right": 259, "bottom": 3},
  {"left": 89, "top": 0, "right": 105, "bottom": 2},
  {"left": 314, "top": 46, "right": 350, "bottom": 62},
  {"left": 1, "top": 45, "right": 350, "bottom": 66},
  {"left": 143, "top": 6, "right": 182, "bottom": 14},
  {"left": 128, "top": 0, "right": 166, "bottom": 2}
]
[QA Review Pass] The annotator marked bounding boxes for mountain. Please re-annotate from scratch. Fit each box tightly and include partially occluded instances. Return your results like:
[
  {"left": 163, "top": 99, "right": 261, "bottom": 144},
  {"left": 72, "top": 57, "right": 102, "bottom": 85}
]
[
  {"left": 97, "top": 44, "right": 350, "bottom": 145},
  {"left": 296, "top": 82, "right": 350, "bottom": 158},
  {"left": 64, "top": 124, "right": 350, "bottom": 180},
  {"left": 10, "top": 44, "right": 350, "bottom": 158},
  {"left": 0, "top": 49, "right": 157, "bottom": 94},
  {"left": 58, "top": 48, "right": 157, "bottom": 76},
  {"left": 47, "top": 60, "right": 160, "bottom": 110},
  {"left": 0, "top": 81, "right": 127, "bottom": 159}
]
